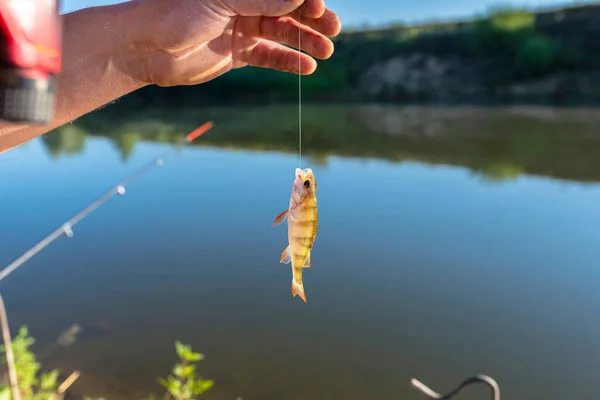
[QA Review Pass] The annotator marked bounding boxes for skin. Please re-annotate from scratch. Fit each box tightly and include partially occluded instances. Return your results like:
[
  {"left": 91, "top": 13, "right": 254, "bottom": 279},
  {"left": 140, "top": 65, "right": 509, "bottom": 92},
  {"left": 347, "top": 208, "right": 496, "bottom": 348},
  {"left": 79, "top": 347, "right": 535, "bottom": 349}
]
[
  {"left": 0, "top": 0, "right": 341, "bottom": 153},
  {"left": 272, "top": 168, "right": 318, "bottom": 302}
]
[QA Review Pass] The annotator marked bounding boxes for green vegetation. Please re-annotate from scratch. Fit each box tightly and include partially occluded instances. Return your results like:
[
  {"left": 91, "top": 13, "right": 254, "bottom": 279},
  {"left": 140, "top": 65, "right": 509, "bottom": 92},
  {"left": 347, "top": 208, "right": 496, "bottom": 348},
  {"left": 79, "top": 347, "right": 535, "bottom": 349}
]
[
  {"left": 469, "top": 9, "right": 559, "bottom": 78},
  {"left": 116, "top": 3, "right": 600, "bottom": 106},
  {"left": 146, "top": 342, "right": 214, "bottom": 400},
  {"left": 40, "top": 125, "right": 87, "bottom": 159},
  {"left": 0, "top": 326, "right": 213, "bottom": 400},
  {"left": 0, "top": 327, "right": 62, "bottom": 400},
  {"left": 329, "top": 4, "right": 595, "bottom": 91}
]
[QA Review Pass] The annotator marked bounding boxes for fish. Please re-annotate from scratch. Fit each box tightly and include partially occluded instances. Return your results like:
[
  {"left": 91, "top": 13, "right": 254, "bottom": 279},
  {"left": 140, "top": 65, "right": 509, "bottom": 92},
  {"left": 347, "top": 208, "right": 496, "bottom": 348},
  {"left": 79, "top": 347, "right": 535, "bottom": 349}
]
[{"left": 271, "top": 167, "right": 319, "bottom": 302}]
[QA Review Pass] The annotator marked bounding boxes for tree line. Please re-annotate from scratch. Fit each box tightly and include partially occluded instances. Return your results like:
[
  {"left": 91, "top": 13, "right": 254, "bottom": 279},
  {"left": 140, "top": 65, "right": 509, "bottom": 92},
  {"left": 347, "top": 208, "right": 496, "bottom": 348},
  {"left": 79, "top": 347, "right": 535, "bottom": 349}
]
[{"left": 113, "top": 4, "right": 600, "bottom": 106}]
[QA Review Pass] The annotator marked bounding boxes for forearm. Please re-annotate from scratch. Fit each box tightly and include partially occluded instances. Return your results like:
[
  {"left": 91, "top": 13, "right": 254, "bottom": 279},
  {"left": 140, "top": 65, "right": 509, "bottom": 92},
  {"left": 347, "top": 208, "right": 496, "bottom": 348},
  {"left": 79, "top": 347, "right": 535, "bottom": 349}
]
[{"left": 0, "top": 2, "right": 147, "bottom": 154}]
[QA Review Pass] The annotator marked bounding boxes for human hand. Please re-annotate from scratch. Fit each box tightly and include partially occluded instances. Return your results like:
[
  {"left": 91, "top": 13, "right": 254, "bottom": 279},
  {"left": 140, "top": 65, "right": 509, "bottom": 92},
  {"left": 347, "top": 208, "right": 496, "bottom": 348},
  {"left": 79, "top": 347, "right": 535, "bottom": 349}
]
[{"left": 122, "top": 0, "right": 341, "bottom": 87}]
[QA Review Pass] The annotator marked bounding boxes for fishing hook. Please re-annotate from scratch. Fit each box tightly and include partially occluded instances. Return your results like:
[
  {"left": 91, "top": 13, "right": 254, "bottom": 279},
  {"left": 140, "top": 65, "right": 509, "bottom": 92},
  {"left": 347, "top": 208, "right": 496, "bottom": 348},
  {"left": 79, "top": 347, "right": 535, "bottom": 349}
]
[{"left": 411, "top": 374, "right": 500, "bottom": 400}]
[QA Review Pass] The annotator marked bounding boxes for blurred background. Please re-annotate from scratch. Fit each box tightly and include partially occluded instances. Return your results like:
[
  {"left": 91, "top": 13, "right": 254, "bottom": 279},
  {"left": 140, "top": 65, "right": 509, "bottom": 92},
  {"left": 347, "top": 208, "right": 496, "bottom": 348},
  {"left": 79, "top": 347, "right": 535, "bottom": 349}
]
[{"left": 2, "top": 1, "right": 600, "bottom": 399}]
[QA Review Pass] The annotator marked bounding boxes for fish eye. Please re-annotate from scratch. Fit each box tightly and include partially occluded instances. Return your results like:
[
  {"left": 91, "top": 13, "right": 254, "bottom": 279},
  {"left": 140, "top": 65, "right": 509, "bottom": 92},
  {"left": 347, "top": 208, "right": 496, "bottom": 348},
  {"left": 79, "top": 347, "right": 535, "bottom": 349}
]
[{"left": 303, "top": 180, "right": 311, "bottom": 189}]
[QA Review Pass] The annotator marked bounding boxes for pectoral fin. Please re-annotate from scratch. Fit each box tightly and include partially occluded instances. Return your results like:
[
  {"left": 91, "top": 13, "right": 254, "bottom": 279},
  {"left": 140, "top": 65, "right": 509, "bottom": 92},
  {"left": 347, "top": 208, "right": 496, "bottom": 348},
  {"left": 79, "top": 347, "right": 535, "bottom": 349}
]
[
  {"left": 280, "top": 246, "right": 291, "bottom": 264},
  {"left": 271, "top": 210, "right": 289, "bottom": 227}
]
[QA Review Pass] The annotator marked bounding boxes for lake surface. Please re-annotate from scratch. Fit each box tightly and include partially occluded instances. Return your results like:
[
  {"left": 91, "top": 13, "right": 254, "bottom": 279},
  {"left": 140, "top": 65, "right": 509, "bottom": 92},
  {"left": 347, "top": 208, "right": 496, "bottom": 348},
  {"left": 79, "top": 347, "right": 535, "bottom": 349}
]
[{"left": 1, "top": 105, "right": 600, "bottom": 400}]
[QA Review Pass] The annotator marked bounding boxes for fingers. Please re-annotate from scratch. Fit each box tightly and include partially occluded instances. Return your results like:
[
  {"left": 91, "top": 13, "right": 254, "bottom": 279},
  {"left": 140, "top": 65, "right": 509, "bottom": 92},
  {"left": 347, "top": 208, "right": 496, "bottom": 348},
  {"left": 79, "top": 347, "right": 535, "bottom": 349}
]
[
  {"left": 260, "top": 16, "right": 334, "bottom": 59},
  {"left": 244, "top": 40, "right": 318, "bottom": 74},
  {"left": 220, "top": 0, "right": 329, "bottom": 19},
  {"left": 295, "top": 0, "right": 326, "bottom": 18},
  {"left": 290, "top": 8, "right": 341, "bottom": 37},
  {"left": 279, "top": 0, "right": 342, "bottom": 36},
  {"left": 219, "top": 0, "right": 341, "bottom": 36},
  {"left": 221, "top": 0, "right": 304, "bottom": 17}
]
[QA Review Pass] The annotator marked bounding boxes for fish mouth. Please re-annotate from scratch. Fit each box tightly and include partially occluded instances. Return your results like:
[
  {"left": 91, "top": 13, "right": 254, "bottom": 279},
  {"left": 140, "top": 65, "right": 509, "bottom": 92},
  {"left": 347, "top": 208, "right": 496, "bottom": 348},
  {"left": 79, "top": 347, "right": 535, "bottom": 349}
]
[{"left": 295, "top": 167, "right": 313, "bottom": 180}]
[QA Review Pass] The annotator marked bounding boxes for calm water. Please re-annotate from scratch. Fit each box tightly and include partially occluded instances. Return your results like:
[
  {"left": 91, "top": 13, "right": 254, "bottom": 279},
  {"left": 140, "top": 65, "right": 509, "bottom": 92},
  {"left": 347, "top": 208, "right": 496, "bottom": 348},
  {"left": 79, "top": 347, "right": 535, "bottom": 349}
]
[{"left": 1, "top": 105, "right": 600, "bottom": 400}]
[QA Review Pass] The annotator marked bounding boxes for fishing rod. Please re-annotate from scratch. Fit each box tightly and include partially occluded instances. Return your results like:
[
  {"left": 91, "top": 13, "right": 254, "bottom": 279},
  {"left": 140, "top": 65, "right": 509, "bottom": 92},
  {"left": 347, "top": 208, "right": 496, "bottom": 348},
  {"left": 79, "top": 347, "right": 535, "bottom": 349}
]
[
  {"left": 2, "top": 124, "right": 503, "bottom": 400},
  {"left": 411, "top": 374, "right": 500, "bottom": 400},
  {"left": 0, "top": 121, "right": 214, "bottom": 284},
  {"left": 0, "top": 121, "right": 213, "bottom": 400}
]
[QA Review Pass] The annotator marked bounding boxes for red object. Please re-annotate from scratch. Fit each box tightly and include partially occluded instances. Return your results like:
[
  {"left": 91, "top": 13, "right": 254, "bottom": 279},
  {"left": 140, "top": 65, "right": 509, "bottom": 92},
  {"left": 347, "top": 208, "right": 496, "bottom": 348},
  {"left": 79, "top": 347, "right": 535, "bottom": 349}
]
[
  {"left": 185, "top": 121, "right": 214, "bottom": 143},
  {"left": 0, "top": 0, "right": 62, "bottom": 123}
]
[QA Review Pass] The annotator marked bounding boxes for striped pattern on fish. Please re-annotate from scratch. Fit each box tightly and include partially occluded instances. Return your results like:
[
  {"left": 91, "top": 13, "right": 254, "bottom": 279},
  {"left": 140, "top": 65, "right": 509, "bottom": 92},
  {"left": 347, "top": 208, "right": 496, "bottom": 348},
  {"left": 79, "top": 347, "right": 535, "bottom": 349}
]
[{"left": 271, "top": 168, "right": 319, "bottom": 302}]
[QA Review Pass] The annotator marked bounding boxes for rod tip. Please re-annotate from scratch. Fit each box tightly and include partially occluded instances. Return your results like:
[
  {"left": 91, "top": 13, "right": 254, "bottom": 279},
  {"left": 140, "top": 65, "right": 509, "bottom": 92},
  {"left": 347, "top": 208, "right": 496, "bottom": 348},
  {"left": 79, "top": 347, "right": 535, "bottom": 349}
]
[{"left": 185, "top": 121, "right": 214, "bottom": 143}]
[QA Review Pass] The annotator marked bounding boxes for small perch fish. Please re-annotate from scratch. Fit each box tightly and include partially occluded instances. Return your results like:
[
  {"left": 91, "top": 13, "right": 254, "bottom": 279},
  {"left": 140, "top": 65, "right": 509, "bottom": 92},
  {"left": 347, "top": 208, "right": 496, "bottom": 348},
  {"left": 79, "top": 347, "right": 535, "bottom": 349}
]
[{"left": 272, "top": 168, "right": 319, "bottom": 302}]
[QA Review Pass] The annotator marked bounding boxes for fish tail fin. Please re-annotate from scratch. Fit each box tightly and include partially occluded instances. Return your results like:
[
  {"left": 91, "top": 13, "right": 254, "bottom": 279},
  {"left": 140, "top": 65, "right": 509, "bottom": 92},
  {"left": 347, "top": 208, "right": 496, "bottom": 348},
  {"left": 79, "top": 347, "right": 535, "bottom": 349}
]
[{"left": 291, "top": 278, "right": 307, "bottom": 302}]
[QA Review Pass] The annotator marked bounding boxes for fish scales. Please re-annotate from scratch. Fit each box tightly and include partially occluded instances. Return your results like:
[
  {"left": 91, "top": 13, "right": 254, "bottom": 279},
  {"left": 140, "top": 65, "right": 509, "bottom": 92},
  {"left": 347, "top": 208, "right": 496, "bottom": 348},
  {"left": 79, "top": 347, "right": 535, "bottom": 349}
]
[{"left": 290, "top": 200, "right": 317, "bottom": 254}]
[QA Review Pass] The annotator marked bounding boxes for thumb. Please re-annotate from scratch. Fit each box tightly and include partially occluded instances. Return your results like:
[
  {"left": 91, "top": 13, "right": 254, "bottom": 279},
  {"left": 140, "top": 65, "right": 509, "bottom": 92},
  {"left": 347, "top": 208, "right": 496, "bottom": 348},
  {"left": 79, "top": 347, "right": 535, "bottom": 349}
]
[{"left": 218, "top": 0, "right": 325, "bottom": 18}]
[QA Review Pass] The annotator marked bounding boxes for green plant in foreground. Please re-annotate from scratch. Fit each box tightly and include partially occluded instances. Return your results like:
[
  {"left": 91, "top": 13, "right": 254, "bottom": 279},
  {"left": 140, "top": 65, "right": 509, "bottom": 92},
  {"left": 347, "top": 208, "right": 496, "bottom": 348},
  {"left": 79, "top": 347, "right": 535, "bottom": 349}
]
[
  {"left": 0, "top": 326, "right": 61, "bottom": 400},
  {"left": 146, "top": 341, "right": 214, "bottom": 400},
  {"left": 0, "top": 326, "right": 214, "bottom": 400}
]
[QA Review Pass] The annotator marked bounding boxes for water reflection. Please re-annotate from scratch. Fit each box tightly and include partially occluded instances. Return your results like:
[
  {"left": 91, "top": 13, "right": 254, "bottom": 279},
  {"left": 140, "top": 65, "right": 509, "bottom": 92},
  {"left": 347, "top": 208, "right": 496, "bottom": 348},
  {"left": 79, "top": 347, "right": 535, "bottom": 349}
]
[
  {"left": 45, "top": 105, "right": 600, "bottom": 183},
  {"left": 41, "top": 125, "right": 87, "bottom": 159},
  {"left": 4, "top": 105, "right": 600, "bottom": 400}
]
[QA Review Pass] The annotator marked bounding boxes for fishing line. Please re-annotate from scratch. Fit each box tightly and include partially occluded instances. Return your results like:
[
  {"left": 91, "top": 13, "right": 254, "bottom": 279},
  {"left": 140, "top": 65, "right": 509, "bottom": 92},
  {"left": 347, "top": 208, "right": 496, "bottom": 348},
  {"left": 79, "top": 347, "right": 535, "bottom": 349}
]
[{"left": 298, "top": 23, "right": 302, "bottom": 166}]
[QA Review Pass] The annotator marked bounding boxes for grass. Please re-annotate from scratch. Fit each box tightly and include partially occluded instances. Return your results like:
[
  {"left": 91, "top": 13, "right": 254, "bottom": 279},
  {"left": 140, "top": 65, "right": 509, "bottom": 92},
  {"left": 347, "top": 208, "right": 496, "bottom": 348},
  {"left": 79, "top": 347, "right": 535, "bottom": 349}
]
[{"left": 0, "top": 323, "right": 214, "bottom": 400}]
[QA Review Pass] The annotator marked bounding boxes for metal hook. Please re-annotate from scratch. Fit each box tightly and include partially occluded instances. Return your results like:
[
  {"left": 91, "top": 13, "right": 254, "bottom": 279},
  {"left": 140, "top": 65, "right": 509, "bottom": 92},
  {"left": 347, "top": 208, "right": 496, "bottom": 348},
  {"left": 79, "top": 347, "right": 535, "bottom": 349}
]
[{"left": 411, "top": 374, "right": 500, "bottom": 400}]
